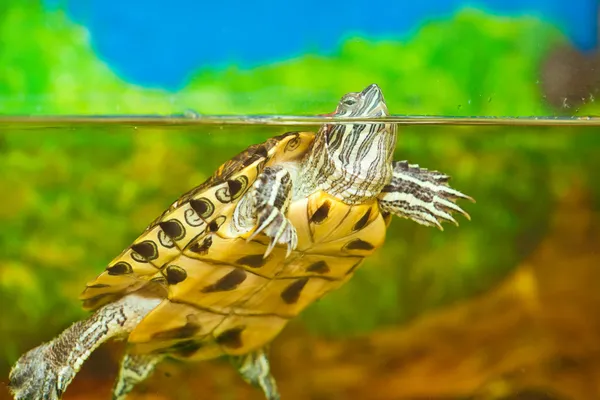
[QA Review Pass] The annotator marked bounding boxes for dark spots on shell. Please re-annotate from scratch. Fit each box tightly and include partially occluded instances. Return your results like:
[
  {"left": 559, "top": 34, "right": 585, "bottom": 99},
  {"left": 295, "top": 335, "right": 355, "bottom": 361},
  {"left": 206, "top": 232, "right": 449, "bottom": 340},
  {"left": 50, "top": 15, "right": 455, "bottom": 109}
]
[
  {"left": 189, "top": 236, "right": 213, "bottom": 255},
  {"left": 167, "top": 340, "right": 204, "bottom": 357},
  {"left": 353, "top": 208, "right": 372, "bottom": 231},
  {"left": 215, "top": 327, "right": 245, "bottom": 349},
  {"left": 152, "top": 321, "right": 202, "bottom": 340},
  {"left": 310, "top": 200, "right": 331, "bottom": 224},
  {"left": 227, "top": 180, "right": 242, "bottom": 199},
  {"left": 344, "top": 239, "right": 375, "bottom": 251},
  {"left": 208, "top": 216, "right": 226, "bottom": 232},
  {"left": 189, "top": 198, "right": 214, "bottom": 219},
  {"left": 306, "top": 260, "right": 330, "bottom": 274},
  {"left": 159, "top": 219, "right": 186, "bottom": 241},
  {"left": 345, "top": 259, "right": 364, "bottom": 275},
  {"left": 165, "top": 265, "right": 187, "bottom": 285},
  {"left": 227, "top": 175, "right": 248, "bottom": 200},
  {"left": 86, "top": 283, "right": 110, "bottom": 289},
  {"left": 236, "top": 254, "right": 266, "bottom": 268},
  {"left": 202, "top": 269, "right": 247, "bottom": 293},
  {"left": 280, "top": 277, "right": 309, "bottom": 304},
  {"left": 107, "top": 261, "right": 133, "bottom": 276},
  {"left": 131, "top": 240, "right": 158, "bottom": 262},
  {"left": 208, "top": 221, "right": 219, "bottom": 232}
]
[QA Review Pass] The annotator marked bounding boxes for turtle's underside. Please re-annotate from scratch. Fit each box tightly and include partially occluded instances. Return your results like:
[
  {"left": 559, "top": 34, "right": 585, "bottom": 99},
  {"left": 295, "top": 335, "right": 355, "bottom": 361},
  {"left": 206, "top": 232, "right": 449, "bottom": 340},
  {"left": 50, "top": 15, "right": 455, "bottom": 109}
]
[{"left": 9, "top": 84, "right": 473, "bottom": 400}]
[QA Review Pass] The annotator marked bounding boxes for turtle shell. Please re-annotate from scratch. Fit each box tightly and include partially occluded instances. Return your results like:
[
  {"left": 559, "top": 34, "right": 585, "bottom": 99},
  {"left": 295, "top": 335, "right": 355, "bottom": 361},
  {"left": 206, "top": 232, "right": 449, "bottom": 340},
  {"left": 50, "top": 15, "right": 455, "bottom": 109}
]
[{"left": 80, "top": 130, "right": 389, "bottom": 360}]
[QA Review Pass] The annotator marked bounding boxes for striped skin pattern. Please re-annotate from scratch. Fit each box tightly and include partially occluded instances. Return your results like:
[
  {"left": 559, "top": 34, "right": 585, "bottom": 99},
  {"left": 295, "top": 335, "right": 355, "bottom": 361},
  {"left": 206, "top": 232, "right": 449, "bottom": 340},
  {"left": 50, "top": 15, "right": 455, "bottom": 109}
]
[
  {"left": 298, "top": 85, "right": 397, "bottom": 204},
  {"left": 8, "top": 84, "right": 473, "bottom": 400},
  {"left": 379, "top": 161, "right": 473, "bottom": 229}
]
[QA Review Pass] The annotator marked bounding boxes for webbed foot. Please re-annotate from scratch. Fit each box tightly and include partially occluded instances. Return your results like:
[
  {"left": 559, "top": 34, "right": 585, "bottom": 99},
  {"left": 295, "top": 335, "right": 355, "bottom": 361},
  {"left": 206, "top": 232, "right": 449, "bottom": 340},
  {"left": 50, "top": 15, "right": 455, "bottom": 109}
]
[{"left": 9, "top": 343, "right": 75, "bottom": 400}]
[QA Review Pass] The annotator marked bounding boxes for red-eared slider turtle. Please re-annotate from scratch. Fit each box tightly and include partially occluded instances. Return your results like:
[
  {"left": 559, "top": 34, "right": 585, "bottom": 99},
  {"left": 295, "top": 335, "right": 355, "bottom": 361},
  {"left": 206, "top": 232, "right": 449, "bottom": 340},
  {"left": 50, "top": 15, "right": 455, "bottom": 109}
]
[{"left": 9, "top": 84, "right": 473, "bottom": 400}]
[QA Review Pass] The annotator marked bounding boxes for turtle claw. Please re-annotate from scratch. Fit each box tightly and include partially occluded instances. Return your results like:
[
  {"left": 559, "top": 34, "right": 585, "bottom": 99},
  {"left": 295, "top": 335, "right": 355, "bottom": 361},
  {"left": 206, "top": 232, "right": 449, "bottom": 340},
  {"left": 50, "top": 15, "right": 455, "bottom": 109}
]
[
  {"left": 9, "top": 343, "right": 74, "bottom": 400},
  {"left": 248, "top": 205, "right": 298, "bottom": 258}
]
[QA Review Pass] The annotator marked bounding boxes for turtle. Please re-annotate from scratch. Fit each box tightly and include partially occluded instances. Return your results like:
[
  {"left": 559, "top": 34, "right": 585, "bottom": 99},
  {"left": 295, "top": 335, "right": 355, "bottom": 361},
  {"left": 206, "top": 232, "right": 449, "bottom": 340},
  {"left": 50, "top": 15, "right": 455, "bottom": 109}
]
[{"left": 8, "top": 84, "right": 473, "bottom": 400}]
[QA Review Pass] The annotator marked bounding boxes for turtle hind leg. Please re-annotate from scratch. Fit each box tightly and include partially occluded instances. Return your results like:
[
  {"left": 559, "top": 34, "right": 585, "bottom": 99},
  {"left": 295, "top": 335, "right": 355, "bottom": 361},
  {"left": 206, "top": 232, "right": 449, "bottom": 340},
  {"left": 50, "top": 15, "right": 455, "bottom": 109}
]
[
  {"left": 230, "top": 348, "right": 281, "bottom": 400},
  {"left": 112, "top": 353, "right": 165, "bottom": 400},
  {"left": 8, "top": 294, "right": 160, "bottom": 400}
]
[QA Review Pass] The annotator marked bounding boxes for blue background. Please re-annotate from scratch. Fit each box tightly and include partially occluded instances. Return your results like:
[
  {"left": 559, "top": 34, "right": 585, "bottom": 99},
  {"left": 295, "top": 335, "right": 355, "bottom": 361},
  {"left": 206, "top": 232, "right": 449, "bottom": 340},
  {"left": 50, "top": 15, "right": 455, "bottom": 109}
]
[{"left": 46, "top": 0, "right": 599, "bottom": 90}]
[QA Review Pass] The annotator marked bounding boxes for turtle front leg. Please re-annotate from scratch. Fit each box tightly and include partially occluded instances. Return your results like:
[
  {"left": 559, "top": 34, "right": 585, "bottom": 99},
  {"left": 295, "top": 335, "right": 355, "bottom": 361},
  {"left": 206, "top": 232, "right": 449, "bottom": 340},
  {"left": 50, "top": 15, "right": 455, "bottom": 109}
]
[
  {"left": 233, "top": 165, "right": 298, "bottom": 257},
  {"left": 8, "top": 294, "right": 160, "bottom": 400},
  {"left": 230, "top": 348, "right": 280, "bottom": 400},
  {"left": 378, "top": 160, "right": 474, "bottom": 229}
]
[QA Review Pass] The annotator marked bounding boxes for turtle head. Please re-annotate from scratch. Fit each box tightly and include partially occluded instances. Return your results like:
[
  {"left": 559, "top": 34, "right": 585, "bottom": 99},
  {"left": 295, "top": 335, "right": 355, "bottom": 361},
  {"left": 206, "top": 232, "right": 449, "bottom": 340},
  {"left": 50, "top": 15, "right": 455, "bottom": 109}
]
[
  {"left": 300, "top": 84, "right": 397, "bottom": 204},
  {"left": 333, "top": 83, "right": 390, "bottom": 118}
]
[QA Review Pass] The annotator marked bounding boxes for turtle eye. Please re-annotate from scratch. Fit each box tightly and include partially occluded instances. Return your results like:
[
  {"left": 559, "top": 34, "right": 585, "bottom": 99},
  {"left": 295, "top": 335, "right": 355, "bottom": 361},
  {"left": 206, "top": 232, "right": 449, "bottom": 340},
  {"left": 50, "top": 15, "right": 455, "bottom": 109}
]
[{"left": 343, "top": 97, "right": 357, "bottom": 106}]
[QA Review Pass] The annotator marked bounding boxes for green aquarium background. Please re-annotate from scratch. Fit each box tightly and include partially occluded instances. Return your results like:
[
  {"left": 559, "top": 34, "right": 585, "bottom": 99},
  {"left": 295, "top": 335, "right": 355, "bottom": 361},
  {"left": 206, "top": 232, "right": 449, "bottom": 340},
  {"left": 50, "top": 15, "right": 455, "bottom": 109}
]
[{"left": 1, "top": 0, "right": 600, "bottom": 399}]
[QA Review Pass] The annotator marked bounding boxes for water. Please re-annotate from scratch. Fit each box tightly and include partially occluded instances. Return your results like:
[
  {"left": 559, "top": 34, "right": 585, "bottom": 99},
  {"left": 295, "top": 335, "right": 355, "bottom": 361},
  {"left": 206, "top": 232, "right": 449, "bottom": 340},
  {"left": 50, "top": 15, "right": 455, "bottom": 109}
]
[{"left": 0, "top": 117, "right": 599, "bottom": 399}]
